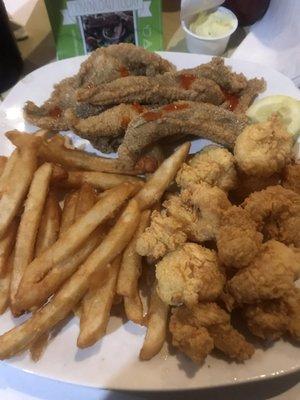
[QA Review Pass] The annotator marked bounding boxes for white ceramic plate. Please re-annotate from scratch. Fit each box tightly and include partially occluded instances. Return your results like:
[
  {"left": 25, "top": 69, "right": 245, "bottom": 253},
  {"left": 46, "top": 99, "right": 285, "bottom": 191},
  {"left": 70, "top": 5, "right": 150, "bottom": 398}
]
[{"left": 0, "top": 52, "right": 299, "bottom": 391}]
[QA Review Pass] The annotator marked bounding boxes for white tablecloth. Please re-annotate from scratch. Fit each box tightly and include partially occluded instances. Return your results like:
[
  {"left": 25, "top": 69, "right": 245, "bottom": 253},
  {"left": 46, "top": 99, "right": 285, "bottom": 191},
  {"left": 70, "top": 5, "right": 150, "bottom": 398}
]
[{"left": 1, "top": 362, "right": 299, "bottom": 400}]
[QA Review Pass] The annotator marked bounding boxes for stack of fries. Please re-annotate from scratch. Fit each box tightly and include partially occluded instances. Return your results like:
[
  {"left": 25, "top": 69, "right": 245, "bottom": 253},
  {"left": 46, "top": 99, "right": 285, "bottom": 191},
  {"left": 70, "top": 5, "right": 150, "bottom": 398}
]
[{"left": 0, "top": 129, "right": 190, "bottom": 362}]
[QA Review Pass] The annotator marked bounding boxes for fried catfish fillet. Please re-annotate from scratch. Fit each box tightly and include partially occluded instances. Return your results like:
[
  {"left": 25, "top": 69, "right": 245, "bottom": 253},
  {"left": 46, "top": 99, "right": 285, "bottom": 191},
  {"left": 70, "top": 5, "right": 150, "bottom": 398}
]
[
  {"left": 23, "top": 44, "right": 175, "bottom": 131},
  {"left": 76, "top": 73, "right": 225, "bottom": 106},
  {"left": 118, "top": 101, "right": 248, "bottom": 167}
]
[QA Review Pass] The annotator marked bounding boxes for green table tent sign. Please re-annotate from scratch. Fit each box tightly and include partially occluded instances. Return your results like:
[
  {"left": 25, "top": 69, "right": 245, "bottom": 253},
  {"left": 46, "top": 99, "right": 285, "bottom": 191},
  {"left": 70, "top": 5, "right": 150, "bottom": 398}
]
[{"left": 45, "top": 0, "right": 164, "bottom": 59}]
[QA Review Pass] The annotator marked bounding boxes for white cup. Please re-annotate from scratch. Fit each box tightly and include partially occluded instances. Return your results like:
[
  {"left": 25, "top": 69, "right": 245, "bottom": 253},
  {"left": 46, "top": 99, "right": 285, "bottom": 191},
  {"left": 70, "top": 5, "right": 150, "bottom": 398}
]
[{"left": 182, "top": 6, "right": 238, "bottom": 56}]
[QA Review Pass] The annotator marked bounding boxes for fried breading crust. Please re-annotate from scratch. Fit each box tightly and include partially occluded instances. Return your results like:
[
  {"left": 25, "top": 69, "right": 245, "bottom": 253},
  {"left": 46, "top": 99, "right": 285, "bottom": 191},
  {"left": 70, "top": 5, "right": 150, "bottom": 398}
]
[
  {"left": 242, "top": 185, "right": 300, "bottom": 247},
  {"left": 170, "top": 303, "right": 254, "bottom": 363},
  {"left": 155, "top": 243, "right": 225, "bottom": 306},
  {"left": 229, "top": 240, "right": 299, "bottom": 304},
  {"left": 234, "top": 116, "right": 293, "bottom": 177},
  {"left": 216, "top": 206, "right": 263, "bottom": 269},
  {"left": 118, "top": 101, "right": 248, "bottom": 167},
  {"left": 176, "top": 145, "right": 237, "bottom": 191},
  {"left": 282, "top": 163, "right": 300, "bottom": 195},
  {"left": 135, "top": 210, "right": 187, "bottom": 260}
]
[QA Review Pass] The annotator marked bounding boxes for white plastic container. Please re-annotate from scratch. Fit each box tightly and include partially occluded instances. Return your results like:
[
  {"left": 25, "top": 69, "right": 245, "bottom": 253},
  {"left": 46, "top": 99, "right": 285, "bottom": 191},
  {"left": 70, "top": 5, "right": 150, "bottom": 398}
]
[{"left": 182, "top": 6, "right": 238, "bottom": 56}]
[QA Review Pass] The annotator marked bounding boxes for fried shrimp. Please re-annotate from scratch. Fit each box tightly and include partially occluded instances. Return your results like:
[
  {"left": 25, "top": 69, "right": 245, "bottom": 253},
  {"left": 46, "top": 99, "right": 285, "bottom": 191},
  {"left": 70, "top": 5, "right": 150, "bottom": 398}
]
[
  {"left": 155, "top": 243, "right": 225, "bottom": 306},
  {"left": 242, "top": 185, "right": 300, "bottom": 247},
  {"left": 176, "top": 145, "right": 237, "bottom": 191},
  {"left": 135, "top": 210, "right": 187, "bottom": 260},
  {"left": 228, "top": 240, "right": 300, "bottom": 304},
  {"left": 244, "top": 288, "right": 300, "bottom": 341},
  {"left": 216, "top": 206, "right": 263, "bottom": 269},
  {"left": 169, "top": 303, "right": 254, "bottom": 363},
  {"left": 234, "top": 116, "right": 293, "bottom": 177}
]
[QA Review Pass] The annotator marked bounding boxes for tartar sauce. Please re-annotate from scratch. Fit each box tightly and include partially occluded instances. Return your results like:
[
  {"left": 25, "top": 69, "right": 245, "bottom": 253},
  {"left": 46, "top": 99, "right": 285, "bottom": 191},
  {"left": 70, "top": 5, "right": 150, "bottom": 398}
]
[{"left": 190, "top": 8, "right": 235, "bottom": 38}]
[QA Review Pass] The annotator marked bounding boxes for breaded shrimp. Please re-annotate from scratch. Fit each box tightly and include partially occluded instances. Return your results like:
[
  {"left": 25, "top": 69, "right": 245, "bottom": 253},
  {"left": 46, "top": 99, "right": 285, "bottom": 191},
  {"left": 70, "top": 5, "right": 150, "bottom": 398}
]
[
  {"left": 282, "top": 163, "right": 300, "bottom": 195},
  {"left": 136, "top": 210, "right": 187, "bottom": 260},
  {"left": 234, "top": 116, "right": 293, "bottom": 177},
  {"left": 155, "top": 243, "right": 225, "bottom": 306},
  {"left": 176, "top": 145, "right": 237, "bottom": 191},
  {"left": 229, "top": 240, "right": 300, "bottom": 304},
  {"left": 169, "top": 303, "right": 254, "bottom": 363},
  {"left": 243, "top": 185, "right": 300, "bottom": 247},
  {"left": 216, "top": 206, "right": 263, "bottom": 269}
]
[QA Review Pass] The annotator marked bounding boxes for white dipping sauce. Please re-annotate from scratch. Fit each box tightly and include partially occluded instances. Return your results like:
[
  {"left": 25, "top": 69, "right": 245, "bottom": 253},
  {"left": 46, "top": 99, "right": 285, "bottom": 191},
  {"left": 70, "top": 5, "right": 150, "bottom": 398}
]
[{"left": 190, "top": 8, "right": 235, "bottom": 38}]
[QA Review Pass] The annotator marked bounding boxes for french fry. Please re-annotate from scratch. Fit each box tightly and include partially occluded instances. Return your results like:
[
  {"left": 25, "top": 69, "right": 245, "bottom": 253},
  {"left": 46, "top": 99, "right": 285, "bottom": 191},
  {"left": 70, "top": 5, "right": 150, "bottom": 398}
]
[
  {"left": 60, "top": 191, "right": 79, "bottom": 235},
  {"left": 35, "top": 191, "right": 61, "bottom": 257},
  {"left": 117, "top": 209, "right": 151, "bottom": 297},
  {"left": 74, "top": 183, "right": 97, "bottom": 219},
  {"left": 0, "top": 150, "right": 18, "bottom": 196},
  {"left": 5, "top": 130, "right": 42, "bottom": 149},
  {"left": 30, "top": 191, "right": 61, "bottom": 362},
  {"left": 0, "top": 156, "right": 7, "bottom": 177},
  {"left": 135, "top": 142, "right": 190, "bottom": 210},
  {"left": 124, "top": 293, "right": 144, "bottom": 325},
  {"left": 10, "top": 163, "right": 53, "bottom": 315},
  {"left": 0, "top": 219, "right": 18, "bottom": 277},
  {"left": 59, "top": 170, "right": 143, "bottom": 191},
  {"left": 38, "top": 134, "right": 142, "bottom": 175},
  {"left": 139, "top": 282, "right": 169, "bottom": 361},
  {"left": 77, "top": 255, "right": 121, "bottom": 348},
  {"left": 73, "top": 183, "right": 97, "bottom": 318},
  {"left": 0, "top": 142, "right": 39, "bottom": 239},
  {"left": 0, "top": 251, "right": 14, "bottom": 315},
  {"left": 0, "top": 198, "right": 140, "bottom": 359},
  {"left": 15, "top": 183, "right": 137, "bottom": 311}
]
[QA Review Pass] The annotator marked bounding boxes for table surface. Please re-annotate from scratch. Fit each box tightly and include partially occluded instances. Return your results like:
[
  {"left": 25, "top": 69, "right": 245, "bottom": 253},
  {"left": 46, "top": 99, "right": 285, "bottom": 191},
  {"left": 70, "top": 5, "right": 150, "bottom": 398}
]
[{"left": 0, "top": 1, "right": 299, "bottom": 398}]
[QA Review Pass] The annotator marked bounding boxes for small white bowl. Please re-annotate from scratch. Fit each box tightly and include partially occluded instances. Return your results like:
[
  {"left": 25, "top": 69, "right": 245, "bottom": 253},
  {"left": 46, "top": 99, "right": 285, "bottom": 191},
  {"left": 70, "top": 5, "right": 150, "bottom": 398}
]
[{"left": 182, "top": 6, "right": 238, "bottom": 56}]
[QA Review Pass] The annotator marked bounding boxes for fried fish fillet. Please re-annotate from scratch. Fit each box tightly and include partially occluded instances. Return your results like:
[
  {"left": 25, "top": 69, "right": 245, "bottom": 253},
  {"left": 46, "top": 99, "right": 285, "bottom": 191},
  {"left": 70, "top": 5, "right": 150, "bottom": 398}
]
[
  {"left": 65, "top": 103, "right": 147, "bottom": 152},
  {"left": 118, "top": 101, "right": 248, "bottom": 167},
  {"left": 76, "top": 74, "right": 225, "bottom": 106},
  {"left": 24, "top": 44, "right": 175, "bottom": 131}
]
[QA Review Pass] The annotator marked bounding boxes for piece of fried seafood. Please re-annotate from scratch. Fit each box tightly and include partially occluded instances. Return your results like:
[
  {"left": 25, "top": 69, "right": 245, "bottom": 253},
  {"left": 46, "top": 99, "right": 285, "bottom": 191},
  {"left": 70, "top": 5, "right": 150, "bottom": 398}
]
[
  {"left": 176, "top": 145, "right": 237, "bottom": 191},
  {"left": 232, "top": 78, "right": 266, "bottom": 114},
  {"left": 23, "top": 44, "right": 175, "bottom": 131},
  {"left": 65, "top": 103, "right": 147, "bottom": 152},
  {"left": 229, "top": 169, "right": 281, "bottom": 204},
  {"left": 244, "top": 288, "right": 300, "bottom": 341},
  {"left": 169, "top": 303, "right": 254, "bottom": 363},
  {"left": 76, "top": 73, "right": 225, "bottom": 106},
  {"left": 155, "top": 243, "right": 225, "bottom": 306},
  {"left": 228, "top": 240, "right": 300, "bottom": 305},
  {"left": 216, "top": 206, "right": 263, "bottom": 269},
  {"left": 169, "top": 182, "right": 231, "bottom": 242},
  {"left": 282, "top": 163, "right": 300, "bottom": 195},
  {"left": 135, "top": 210, "right": 187, "bottom": 261},
  {"left": 234, "top": 115, "right": 293, "bottom": 177},
  {"left": 136, "top": 182, "right": 231, "bottom": 260},
  {"left": 118, "top": 101, "right": 248, "bottom": 167},
  {"left": 242, "top": 185, "right": 300, "bottom": 247}
]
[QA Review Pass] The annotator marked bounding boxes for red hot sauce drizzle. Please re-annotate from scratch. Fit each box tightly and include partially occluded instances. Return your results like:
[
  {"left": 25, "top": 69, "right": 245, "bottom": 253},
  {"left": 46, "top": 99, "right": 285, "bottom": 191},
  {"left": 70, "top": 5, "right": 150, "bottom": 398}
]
[
  {"left": 48, "top": 106, "right": 62, "bottom": 118},
  {"left": 179, "top": 74, "right": 196, "bottom": 90},
  {"left": 221, "top": 89, "right": 239, "bottom": 111},
  {"left": 132, "top": 103, "right": 145, "bottom": 114},
  {"left": 119, "top": 65, "right": 129, "bottom": 77},
  {"left": 143, "top": 103, "right": 190, "bottom": 122}
]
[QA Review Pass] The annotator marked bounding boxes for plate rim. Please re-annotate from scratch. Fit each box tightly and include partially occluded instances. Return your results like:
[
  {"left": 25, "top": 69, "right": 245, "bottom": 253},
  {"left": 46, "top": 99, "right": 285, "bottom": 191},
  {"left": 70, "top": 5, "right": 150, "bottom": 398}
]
[{"left": 0, "top": 51, "right": 300, "bottom": 391}]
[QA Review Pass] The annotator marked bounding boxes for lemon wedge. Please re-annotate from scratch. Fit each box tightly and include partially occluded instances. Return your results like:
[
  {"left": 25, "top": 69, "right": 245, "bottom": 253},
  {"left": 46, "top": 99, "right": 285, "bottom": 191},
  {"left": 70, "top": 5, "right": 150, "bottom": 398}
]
[{"left": 246, "top": 95, "right": 300, "bottom": 136}]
